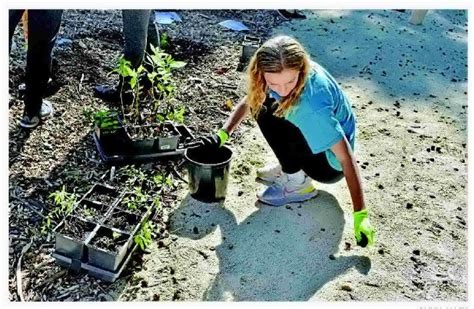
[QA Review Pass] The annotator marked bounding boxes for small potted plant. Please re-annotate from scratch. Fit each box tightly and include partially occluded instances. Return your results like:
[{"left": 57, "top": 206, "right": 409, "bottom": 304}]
[
  {"left": 54, "top": 215, "right": 97, "bottom": 260},
  {"left": 86, "top": 225, "right": 132, "bottom": 272},
  {"left": 96, "top": 45, "right": 187, "bottom": 157},
  {"left": 82, "top": 183, "right": 120, "bottom": 206}
]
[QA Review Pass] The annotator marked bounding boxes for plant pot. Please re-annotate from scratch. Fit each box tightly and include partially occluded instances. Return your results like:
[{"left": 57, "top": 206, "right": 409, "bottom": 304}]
[
  {"left": 102, "top": 208, "right": 142, "bottom": 234},
  {"left": 86, "top": 225, "right": 132, "bottom": 272},
  {"left": 126, "top": 121, "right": 181, "bottom": 154},
  {"left": 73, "top": 199, "right": 113, "bottom": 224},
  {"left": 95, "top": 113, "right": 128, "bottom": 144},
  {"left": 94, "top": 124, "right": 195, "bottom": 164},
  {"left": 54, "top": 216, "right": 98, "bottom": 260},
  {"left": 114, "top": 192, "right": 151, "bottom": 217},
  {"left": 237, "top": 35, "right": 261, "bottom": 71},
  {"left": 83, "top": 183, "right": 120, "bottom": 206}
]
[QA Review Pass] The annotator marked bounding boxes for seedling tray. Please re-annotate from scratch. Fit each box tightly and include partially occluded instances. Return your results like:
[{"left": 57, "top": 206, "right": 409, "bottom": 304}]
[
  {"left": 52, "top": 242, "right": 138, "bottom": 283},
  {"left": 94, "top": 124, "right": 195, "bottom": 164},
  {"left": 52, "top": 192, "right": 156, "bottom": 282}
]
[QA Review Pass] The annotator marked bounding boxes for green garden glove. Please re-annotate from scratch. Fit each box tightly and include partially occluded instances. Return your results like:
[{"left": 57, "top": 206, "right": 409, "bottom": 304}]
[
  {"left": 353, "top": 209, "right": 375, "bottom": 247},
  {"left": 216, "top": 128, "right": 229, "bottom": 147},
  {"left": 200, "top": 128, "right": 229, "bottom": 148}
]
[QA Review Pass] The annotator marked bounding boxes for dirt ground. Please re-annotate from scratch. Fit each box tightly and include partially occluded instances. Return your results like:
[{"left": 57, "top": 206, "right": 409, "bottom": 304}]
[{"left": 8, "top": 9, "right": 467, "bottom": 302}]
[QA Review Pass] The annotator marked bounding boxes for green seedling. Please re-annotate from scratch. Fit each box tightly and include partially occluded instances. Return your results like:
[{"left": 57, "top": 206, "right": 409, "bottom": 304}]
[
  {"left": 94, "top": 109, "right": 120, "bottom": 129},
  {"left": 41, "top": 186, "right": 76, "bottom": 235},
  {"left": 133, "top": 221, "right": 155, "bottom": 250},
  {"left": 112, "top": 231, "right": 121, "bottom": 240},
  {"left": 159, "top": 32, "right": 169, "bottom": 49},
  {"left": 153, "top": 174, "right": 173, "bottom": 188}
]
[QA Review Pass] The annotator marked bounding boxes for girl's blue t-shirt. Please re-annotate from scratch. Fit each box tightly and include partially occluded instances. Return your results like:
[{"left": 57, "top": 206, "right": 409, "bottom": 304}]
[{"left": 268, "top": 61, "right": 356, "bottom": 171}]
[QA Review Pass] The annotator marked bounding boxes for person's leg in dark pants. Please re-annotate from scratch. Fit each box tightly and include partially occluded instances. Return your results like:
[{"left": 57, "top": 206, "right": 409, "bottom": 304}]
[
  {"left": 9, "top": 10, "right": 63, "bottom": 128},
  {"left": 9, "top": 10, "right": 25, "bottom": 51},
  {"left": 256, "top": 97, "right": 344, "bottom": 184},
  {"left": 94, "top": 10, "right": 159, "bottom": 102},
  {"left": 256, "top": 98, "right": 311, "bottom": 174},
  {"left": 23, "top": 10, "right": 63, "bottom": 118}
]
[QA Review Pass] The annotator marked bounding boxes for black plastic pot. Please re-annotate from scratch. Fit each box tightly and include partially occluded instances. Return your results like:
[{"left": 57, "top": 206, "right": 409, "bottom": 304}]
[
  {"left": 237, "top": 35, "right": 261, "bottom": 71},
  {"left": 184, "top": 145, "right": 233, "bottom": 202},
  {"left": 125, "top": 121, "right": 181, "bottom": 153},
  {"left": 95, "top": 114, "right": 128, "bottom": 147},
  {"left": 114, "top": 192, "right": 152, "bottom": 217},
  {"left": 83, "top": 183, "right": 120, "bottom": 206},
  {"left": 94, "top": 124, "right": 195, "bottom": 164},
  {"left": 86, "top": 225, "right": 132, "bottom": 272},
  {"left": 102, "top": 209, "right": 142, "bottom": 234},
  {"left": 54, "top": 216, "right": 98, "bottom": 260},
  {"left": 73, "top": 199, "right": 113, "bottom": 223}
]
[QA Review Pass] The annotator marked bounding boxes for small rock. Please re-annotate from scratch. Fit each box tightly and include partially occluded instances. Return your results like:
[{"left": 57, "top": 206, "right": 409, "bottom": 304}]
[
  {"left": 341, "top": 284, "right": 353, "bottom": 292},
  {"left": 228, "top": 244, "right": 234, "bottom": 250},
  {"left": 237, "top": 190, "right": 244, "bottom": 196},
  {"left": 78, "top": 40, "right": 87, "bottom": 49},
  {"left": 153, "top": 294, "right": 160, "bottom": 301},
  {"left": 378, "top": 248, "right": 384, "bottom": 255},
  {"left": 193, "top": 227, "right": 199, "bottom": 234},
  {"left": 378, "top": 184, "right": 384, "bottom": 190},
  {"left": 344, "top": 242, "right": 351, "bottom": 251},
  {"left": 321, "top": 228, "right": 325, "bottom": 232},
  {"left": 57, "top": 38, "right": 73, "bottom": 47},
  {"left": 406, "top": 203, "right": 413, "bottom": 209},
  {"left": 329, "top": 254, "right": 336, "bottom": 260},
  {"left": 274, "top": 229, "right": 280, "bottom": 233},
  {"left": 413, "top": 249, "right": 420, "bottom": 255},
  {"left": 141, "top": 280, "right": 148, "bottom": 288}
]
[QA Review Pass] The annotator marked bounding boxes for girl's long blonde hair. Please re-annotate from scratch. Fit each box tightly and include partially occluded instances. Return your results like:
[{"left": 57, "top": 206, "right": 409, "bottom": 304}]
[{"left": 246, "top": 35, "right": 311, "bottom": 118}]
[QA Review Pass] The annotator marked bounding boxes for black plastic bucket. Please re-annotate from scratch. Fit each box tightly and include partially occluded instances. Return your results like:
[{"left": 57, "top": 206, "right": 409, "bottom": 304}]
[{"left": 184, "top": 146, "right": 233, "bottom": 202}]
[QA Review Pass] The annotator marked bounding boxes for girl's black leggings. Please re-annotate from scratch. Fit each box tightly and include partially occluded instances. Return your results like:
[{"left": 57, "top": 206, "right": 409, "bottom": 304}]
[{"left": 256, "top": 98, "right": 344, "bottom": 184}]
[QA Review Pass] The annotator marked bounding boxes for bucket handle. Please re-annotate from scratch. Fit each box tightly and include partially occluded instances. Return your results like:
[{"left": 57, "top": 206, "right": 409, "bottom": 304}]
[{"left": 172, "top": 158, "right": 188, "bottom": 184}]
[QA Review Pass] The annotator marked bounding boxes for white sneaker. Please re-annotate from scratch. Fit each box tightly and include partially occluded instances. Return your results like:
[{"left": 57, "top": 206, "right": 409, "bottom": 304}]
[
  {"left": 256, "top": 163, "right": 282, "bottom": 183},
  {"left": 257, "top": 173, "right": 318, "bottom": 207}
]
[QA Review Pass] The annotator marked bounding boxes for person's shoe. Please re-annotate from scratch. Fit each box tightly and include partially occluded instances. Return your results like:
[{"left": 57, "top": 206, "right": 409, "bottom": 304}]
[
  {"left": 19, "top": 100, "right": 54, "bottom": 129},
  {"left": 257, "top": 173, "right": 318, "bottom": 207},
  {"left": 19, "top": 115, "right": 40, "bottom": 129},
  {"left": 256, "top": 163, "right": 282, "bottom": 183},
  {"left": 94, "top": 84, "right": 135, "bottom": 105},
  {"left": 93, "top": 84, "right": 121, "bottom": 102},
  {"left": 39, "top": 100, "right": 54, "bottom": 119}
]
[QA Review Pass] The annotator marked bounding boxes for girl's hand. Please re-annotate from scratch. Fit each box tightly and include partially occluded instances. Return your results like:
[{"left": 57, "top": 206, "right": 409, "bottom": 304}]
[{"left": 353, "top": 209, "right": 375, "bottom": 247}]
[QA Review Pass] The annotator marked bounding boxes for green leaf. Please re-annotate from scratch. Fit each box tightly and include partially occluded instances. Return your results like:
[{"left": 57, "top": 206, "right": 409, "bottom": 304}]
[{"left": 170, "top": 61, "right": 187, "bottom": 69}]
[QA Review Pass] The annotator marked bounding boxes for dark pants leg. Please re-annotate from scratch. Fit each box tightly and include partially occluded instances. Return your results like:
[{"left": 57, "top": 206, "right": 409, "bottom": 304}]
[
  {"left": 256, "top": 98, "right": 344, "bottom": 184},
  {"left": 9, "top": 10, "right": 24, "bottom": 52},
  {"left": 9, "top": 10, "right": 63, "bottom": 117},
  {"left": 121, "top": 10, "right": 159, "bottom": 89},
  {"left": 122, "top": 10, "right": 159, "bottom": 67}
]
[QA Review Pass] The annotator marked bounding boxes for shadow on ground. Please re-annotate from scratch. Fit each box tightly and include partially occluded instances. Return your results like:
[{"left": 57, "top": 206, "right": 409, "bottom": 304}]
[{"left": 170, "top": 190, "right": 371, "bottom": 301}]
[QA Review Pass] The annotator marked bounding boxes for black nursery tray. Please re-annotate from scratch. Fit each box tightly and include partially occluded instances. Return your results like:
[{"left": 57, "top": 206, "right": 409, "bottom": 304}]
[
  {"left": 52, "top": 242, "right": 138, "bottom": 283},
  {"left": 94, "top": 124, "right": 195, "bottom": 164},
  {"left": 51, "top": 181, "right": 155, "bottom": 282}
]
